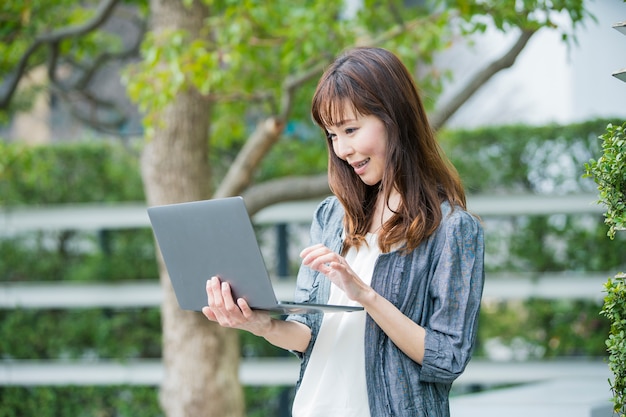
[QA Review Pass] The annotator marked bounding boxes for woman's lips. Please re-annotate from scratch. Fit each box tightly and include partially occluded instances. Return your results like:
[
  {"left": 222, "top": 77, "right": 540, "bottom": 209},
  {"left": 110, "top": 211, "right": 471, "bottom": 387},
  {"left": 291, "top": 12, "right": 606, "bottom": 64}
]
[{"left": 351, "top": 158, "right": 370, "bottom": 175}]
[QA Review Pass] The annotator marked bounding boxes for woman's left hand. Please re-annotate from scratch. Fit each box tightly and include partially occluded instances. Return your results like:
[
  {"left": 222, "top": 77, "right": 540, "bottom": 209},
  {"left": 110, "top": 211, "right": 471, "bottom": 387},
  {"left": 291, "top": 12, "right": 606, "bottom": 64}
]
[
  {"left": 299, "top": 243, "right": 373, "bottom": 304},
  {"left": 302, "top": 245, "right": 426, "bottom": 364}
]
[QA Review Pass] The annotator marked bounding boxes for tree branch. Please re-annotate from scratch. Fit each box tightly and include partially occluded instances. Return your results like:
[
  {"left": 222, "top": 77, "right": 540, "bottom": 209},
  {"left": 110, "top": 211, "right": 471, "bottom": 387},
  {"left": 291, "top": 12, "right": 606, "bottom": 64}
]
[
  {"left": 54, "top": 16, "right": 146, "bottom": 92},
  {"left": 224, "top": 14, "right": 447, "bottom": 210},
  {"left": 53, "top": 86, "right": 130, "bottom": 134},
  {"left": 45, "top": 0, "right": 120, "bottom": 41},
  {"left": 207, "top": 90, "right": 274, "bottom": 104},
  {"left": 0, "top": 0, "right": 121, "bottom": 109},
  {"left": 279, "top": 60, "right": 330, "bottom": 120},
  {"left": 213, "top": 117, "right": 285, "bottom": 199},
  {"left": 357, "top": 15, "right": 435, "bottom": 47},
  {"left": 429, "top": 28, "right": 537, "bottom": 130},
  {"left": 213, "top": 59, "right": 332, "bottom": 200},
  {"left": 242, "top": 174, "right": 330, "bottom": 215}
]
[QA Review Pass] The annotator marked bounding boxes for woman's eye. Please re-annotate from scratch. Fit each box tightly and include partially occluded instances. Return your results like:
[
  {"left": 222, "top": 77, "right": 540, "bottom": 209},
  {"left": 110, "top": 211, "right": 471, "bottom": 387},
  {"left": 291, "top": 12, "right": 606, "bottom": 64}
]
[
  {"left": 345, "top": 127, "right": 357, "bottom": 135},
  {"left": 326, "top": 132, "right": 337, "bottom": 140}
]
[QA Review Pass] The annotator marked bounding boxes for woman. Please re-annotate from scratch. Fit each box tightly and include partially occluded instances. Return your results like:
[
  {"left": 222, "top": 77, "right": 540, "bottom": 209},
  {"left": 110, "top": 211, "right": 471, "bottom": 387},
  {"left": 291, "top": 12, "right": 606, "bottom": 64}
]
[{"left": 203, "top": 47, "right": 484, "bottom": 417}]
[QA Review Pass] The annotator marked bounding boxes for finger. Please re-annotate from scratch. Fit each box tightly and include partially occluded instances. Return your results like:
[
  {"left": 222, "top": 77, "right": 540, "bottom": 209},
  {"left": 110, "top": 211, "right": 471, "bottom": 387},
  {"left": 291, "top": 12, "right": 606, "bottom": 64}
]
[
  {"left": 299, "top": 244, "right": 325, "bottom": 259},
  {"left": 202, "top": 306, "right": 217, "bottom": 321},
  {"left": 308, "top": 251, "right": 341, "bottom": 271},
  {"left": 209, "top": 276, "right": 224, "bottom": 309},
  {"left": 209, "top": 277, "right": 234, "bottom": 325},
  {"left": 220, "top": 281, "right": 240, "bottom": 313},
  {"left": 206, "top": 277, "right": 218, "bottom": 308},
  {"left": 300, "top": 245, "right": 332, "bottom": 266},
  {"left": 237, "top": 298, "right": 254, "bottom": 318},
  {"left": 330, "top": 259, "right": 347, "bottom": 271}
]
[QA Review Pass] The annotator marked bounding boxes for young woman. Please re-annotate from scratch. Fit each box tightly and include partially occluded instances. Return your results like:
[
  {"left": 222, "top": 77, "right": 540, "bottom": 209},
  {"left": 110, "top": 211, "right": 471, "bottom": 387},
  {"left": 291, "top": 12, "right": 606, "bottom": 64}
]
[{"left": 203, "top": 47, "right": 485, "bottom": 417}]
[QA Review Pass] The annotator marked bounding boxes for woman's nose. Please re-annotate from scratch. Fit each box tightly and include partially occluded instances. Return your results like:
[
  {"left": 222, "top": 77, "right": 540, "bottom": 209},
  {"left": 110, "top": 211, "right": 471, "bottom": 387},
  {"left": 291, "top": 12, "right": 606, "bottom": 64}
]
[{"left": 334, "top": 137, "right": 354, "bottom": 159}]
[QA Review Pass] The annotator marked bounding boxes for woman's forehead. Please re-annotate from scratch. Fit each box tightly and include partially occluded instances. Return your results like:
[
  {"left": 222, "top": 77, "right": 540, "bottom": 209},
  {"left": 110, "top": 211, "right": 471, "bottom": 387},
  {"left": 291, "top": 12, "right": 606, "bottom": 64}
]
[{"left": 319, "top": 99, "right": 360, "bottom": 128}]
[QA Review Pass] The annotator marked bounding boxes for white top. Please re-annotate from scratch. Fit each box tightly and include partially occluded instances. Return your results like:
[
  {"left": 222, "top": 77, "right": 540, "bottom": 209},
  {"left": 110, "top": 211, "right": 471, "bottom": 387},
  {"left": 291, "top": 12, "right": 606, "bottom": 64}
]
[{"left": 292, "top": 233, "right": 380, "bottom": 417}]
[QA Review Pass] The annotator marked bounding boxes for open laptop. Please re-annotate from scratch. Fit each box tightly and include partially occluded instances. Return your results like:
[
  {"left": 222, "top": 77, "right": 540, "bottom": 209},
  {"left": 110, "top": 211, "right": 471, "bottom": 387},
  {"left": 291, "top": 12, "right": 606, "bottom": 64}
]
[{"left": 147, "top": 196, "right": 364, "bottom": 314}]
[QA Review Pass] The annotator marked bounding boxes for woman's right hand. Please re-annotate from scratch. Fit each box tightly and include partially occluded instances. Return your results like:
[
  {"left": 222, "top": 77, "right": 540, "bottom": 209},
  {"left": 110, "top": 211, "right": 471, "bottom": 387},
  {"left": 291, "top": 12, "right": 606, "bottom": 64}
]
[{"left": 202, "top": 276, "right": 272, "bottom": 337}]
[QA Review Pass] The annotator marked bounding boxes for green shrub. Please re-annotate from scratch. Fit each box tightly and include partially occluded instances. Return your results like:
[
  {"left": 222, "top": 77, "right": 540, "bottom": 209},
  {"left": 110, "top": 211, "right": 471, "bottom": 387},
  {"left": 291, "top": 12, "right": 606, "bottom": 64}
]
[
  {"left": 584, "top": 122, "right": 626, "bottom": 239},
  {"left": 0, "top": 385, "right": 293, "bottom": 417},
  {"left": 0, "top": 229, "right": 158, "bottom": 283},
  {"left": 440, "top": 118, "right": 619, "bottom": 194},
  {"left": 0, "top": 120, "right": 624, "bottom": 414},
  {"left": 478, "top": 299, "right": 609, "bottom": 359},
  {"left": 0, "top": 308, "right": 162, "bottom": 360},
  {"left": 585, "top": 121, "right": 626, "bottom": 416},
  {"left": 600, "top": 273, "right": 626, "bottom": 416},
  {"left": 0, "top": 386, "right": 162, "bottom": 417},
  {"left": 0, "top": 140, "right": 144, "bottom": 206}
]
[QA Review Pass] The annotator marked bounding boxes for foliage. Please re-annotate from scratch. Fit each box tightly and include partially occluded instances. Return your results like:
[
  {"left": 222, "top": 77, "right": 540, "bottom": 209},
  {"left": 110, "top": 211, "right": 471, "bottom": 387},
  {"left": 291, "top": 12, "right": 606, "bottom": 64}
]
[
  {"left": 0, "top": 228, "right": 158, "bottom": 283},
  {"left": 1, "top": 120, "right": 623, "bottom": 334},
  {"left": 584, "top": 122, "right": 626, "bottom": 239},
  {"left": 441, "top": 119, "right": 626, "bottom": 275},
  {"left": 0, "top": 0, "right": 600, "bottom": 413},
  {"left": 0, "top": 140, "right": 144, "bottom": 206},
  {"left": 439, "top": 119, "right": 621, "bottom": 195},
  {"left": 244, "top": 386, "right": 294, "bottom": 417},
  {"left": 0, "top": 306, "right": 291, "bottom": 416},
  {"left": 0, "top": 386, "right": 162, "bottom": 417},
  {"left": 254, "top": 122, "right": 328, "bottom": 182},
  {"left": 0, "top": 120, "right": 620, "bottom": 413},
  {"left": 0, "top": 140, "right": 154, "bottom": 286},
  {"left": 586, "top": 121, "right": 626, "bottom": 416},
  {"left": 0, "top": 0, "right": 141, "bottom": 124},
  {"left": 600, "top": 273, "right": 626, "bottom": 417},
  {"left": 123, "top": 0, "right": 448, "bottom": 138},
  {"left": 0, "top": 384, "right": 293, "bottom": 417},
  {"left": 478, "top": 299, "right": 608, "bottom": 359},
  {"left": 122, "top": 0, "right": 591, "bottom": 174},
  {"left": 0, "top": 1, "right": 111, "bottom": 73},
  {"left": 494, "top": 214, "right": 626, "bottom": 274},
  {"left": 1, "top": 0, "right": 591, "bottom": 132},
  {"left": 0, "top": 308, "right": 161, "bottom": 360}
]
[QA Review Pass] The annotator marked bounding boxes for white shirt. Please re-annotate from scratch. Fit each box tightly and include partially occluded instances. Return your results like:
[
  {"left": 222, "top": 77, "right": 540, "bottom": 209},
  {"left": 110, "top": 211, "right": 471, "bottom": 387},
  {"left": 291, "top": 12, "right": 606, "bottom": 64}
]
[{"left": 292, "top": 233, "right": 380, "bottom": 417}]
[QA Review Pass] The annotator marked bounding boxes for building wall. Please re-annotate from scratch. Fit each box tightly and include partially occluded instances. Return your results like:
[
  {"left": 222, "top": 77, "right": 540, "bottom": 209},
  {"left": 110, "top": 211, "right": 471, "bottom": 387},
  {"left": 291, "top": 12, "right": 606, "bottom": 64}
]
[{"left": 437, "top": 0, "right": 626, "bottom": 129}]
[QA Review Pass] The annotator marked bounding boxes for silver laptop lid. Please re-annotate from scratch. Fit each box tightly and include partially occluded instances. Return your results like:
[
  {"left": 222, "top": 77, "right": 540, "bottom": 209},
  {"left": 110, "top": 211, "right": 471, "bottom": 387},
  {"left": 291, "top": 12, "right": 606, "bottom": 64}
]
[{"left": 147, "top": 197, "right": 279, "bottom": 311}]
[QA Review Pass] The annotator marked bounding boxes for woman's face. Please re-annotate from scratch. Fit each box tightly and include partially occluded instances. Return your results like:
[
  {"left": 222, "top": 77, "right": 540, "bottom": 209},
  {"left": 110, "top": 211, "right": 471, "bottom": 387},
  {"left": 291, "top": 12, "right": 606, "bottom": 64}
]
[{"left": 326, "top": 105, "right": 388, "bottom": 186}]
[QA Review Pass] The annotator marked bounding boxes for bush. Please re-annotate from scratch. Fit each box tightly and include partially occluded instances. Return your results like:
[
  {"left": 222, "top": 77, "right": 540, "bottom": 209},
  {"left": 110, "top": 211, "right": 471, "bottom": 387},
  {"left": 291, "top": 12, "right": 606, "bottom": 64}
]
[
  {"left": 600, "top": 273, "right": 626, "bottom": 416},
  {"left": 0, "top": 308, "right": 162, "bottom": 360},
  {"left": 0, "top": 229, "right": 158, "bottom": 283},
  {"left": 586, "top": 121, "right": 626, "bottom": 416},
  {"left": 1, "top": 120, "right": 625, "bottom": 414},
  {"left": 0, "top": 386, "right": 162, "bottom": 417},
  {"left": 440, "top": 118, "right": 620, "bottom": 194},
  {"left": 0, "top": 140, "right": 144, "bottom": 206},
  {"left": 584, "top": 122, "right": 626, "bottom": 239}
]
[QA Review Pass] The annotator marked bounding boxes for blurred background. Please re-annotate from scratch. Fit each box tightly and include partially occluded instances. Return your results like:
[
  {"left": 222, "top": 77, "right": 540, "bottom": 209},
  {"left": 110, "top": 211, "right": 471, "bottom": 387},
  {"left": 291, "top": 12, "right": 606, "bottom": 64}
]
[{"left": 1, "top": 0, "right": 625, "bottom": 416}]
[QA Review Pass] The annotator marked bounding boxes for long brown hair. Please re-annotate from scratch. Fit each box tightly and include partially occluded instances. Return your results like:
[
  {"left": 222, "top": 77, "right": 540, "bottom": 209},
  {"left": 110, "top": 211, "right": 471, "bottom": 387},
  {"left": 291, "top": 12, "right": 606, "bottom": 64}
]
[{"left": 311, "top": 47, "right": 466, "bottom": 253}]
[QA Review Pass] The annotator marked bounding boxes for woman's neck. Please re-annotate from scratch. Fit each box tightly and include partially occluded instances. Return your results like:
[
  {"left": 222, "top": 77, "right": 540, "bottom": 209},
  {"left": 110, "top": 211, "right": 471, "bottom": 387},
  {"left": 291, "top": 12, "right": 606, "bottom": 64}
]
[{"left": 369, "top": 189, "right": 401, "bottom": 233}]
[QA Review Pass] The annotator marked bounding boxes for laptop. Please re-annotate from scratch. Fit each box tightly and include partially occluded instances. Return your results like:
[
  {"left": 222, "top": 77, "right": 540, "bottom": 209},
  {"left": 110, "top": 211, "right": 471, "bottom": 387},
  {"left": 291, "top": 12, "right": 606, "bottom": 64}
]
[{"left": 147, "top": 196, "right": 364, "bottom": 314}]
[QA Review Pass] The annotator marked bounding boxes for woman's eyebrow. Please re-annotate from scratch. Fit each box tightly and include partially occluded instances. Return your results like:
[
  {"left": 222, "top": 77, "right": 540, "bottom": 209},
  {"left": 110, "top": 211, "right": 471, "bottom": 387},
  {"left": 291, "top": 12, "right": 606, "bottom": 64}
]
[{"left": 329, "top": 118, "right": 357, "bottom": 128}]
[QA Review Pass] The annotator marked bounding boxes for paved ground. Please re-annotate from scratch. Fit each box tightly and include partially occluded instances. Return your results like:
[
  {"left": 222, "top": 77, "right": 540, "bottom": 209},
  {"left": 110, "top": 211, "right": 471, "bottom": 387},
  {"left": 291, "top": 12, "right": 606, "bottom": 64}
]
[{"left": 450, "top": 378, "right": 613, "bottom": 417}]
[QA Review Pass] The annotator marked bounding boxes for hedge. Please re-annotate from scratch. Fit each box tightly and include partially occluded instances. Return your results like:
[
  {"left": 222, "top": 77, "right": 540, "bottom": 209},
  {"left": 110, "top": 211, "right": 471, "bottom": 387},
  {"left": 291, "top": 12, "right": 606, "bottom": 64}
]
[{"left": 1, "top": 119, "right": 625, "bottom": 414}]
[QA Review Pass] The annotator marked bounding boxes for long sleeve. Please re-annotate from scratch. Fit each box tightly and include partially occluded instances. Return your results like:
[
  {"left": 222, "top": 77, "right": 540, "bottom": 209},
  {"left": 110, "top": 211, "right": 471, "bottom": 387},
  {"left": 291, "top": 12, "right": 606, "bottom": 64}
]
[
  {"left": 420, "top": 209, "right": 485, "bottom": 383},
  {"left": 364, "top": 204, "right": 484, "bottom": 416}
]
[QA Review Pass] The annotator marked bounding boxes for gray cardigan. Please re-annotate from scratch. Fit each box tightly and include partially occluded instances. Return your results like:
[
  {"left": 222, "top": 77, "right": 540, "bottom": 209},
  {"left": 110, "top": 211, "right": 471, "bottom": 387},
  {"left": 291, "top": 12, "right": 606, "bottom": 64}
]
[{"left": 287, "top": 196, "right": 485, "bottom": 416}]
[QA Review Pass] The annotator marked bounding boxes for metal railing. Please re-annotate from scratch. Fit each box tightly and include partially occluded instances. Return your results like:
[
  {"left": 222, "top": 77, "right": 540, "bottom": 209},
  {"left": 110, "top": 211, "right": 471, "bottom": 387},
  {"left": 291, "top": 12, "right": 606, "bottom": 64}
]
[{"left": 0, "top": 193, "right": 613, "bottom": 389}]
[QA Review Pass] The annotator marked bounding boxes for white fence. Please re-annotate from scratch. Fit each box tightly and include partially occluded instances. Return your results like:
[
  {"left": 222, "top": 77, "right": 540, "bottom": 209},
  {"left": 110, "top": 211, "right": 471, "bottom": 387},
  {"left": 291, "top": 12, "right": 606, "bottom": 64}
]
[{"left": 0, "top": 194, "right": 615, "bottom": 394}]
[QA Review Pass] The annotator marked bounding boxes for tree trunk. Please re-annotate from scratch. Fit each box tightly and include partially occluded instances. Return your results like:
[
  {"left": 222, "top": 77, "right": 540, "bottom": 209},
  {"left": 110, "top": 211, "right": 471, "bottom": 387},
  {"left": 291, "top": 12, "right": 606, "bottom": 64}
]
[{"left": 142, "top": 1, "right": 244, "bottom": 416}]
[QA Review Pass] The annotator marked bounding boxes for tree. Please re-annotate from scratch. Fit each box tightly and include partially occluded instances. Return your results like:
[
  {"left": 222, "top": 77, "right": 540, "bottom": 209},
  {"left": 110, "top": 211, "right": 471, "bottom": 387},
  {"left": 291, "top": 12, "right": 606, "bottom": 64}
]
[
  {"left": 1, "top": 0, "right": 590, "bottom": 415},
  {"left": 0, "top": 0, "right": 145, "bottom": 133}
]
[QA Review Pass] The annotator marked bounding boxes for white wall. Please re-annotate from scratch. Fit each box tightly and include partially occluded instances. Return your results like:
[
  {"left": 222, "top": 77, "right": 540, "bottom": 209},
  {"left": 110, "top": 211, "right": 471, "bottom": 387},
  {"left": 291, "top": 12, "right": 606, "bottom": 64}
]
[{"left": 437, "top": 0, "right": 626, "bottom": 129}]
